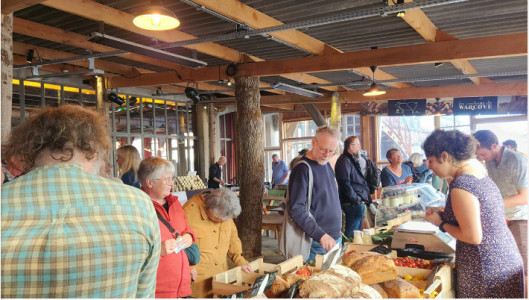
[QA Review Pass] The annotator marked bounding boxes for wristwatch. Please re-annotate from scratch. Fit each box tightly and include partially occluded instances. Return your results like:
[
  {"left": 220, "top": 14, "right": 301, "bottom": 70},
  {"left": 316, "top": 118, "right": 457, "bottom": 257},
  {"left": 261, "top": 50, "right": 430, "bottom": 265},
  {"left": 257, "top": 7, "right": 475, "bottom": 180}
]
[{"left": 439, "top": 221, "right": 447, "bottom": 233}]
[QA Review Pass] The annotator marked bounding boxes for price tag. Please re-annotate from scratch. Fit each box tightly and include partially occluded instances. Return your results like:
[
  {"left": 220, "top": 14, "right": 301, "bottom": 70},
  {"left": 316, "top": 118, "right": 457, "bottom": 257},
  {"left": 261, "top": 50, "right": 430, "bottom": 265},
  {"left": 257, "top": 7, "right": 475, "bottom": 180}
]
[
  {"left": 248, "top": 274, "right": 269, "bottom": 297},
  {"left": 286, "top": 279, "right": 302, "bottom": 298},
  {"left": 264, "top": 270, "right": 278, "bottom": 292}
]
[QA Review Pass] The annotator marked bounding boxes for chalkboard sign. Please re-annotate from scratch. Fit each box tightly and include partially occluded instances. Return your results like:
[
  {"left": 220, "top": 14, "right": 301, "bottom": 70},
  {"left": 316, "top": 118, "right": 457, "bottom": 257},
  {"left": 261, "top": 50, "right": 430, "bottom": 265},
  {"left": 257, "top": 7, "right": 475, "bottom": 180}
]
[
  {"left": 248, "top": 274, "right": 269, "bottom": 298},
  {"left": 388, "top": 99, "right": 427, "bottom": 116},
  {"left": 453, "top": 97, "right": 497, "bottom": 115},
  {"left": 264, "top": 271, "right": 278, "bottom": 292},
  {"left": 286, "top": 279, "right": 303, "bottom": 298}
]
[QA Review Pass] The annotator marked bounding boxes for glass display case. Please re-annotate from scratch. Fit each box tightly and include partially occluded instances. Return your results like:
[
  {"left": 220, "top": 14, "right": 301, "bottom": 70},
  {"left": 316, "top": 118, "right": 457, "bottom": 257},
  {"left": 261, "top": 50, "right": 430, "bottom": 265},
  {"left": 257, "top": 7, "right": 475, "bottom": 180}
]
[{"left": 374, "top": 183, "right": 446, "bottom": 227}]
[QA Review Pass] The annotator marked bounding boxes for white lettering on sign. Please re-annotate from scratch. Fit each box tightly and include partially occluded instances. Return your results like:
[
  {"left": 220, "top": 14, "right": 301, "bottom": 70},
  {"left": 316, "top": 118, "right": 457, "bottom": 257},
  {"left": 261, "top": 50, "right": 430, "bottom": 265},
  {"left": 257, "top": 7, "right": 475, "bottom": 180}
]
[{"left": 458, "top": 100, "right": 494, "bottom": 111}]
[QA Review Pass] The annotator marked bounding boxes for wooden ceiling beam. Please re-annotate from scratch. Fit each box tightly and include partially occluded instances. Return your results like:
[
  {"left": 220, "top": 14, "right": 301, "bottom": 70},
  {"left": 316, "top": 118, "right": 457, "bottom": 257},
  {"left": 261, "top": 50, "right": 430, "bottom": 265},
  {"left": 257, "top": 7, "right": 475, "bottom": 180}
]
[
  {"left": 1, "top": 0, "right": 45, "bottom": 14},
  {"left": 189, "top": 0, "right": 409, "bottom": 89},
  {"left": 211, "top": 94, "right": 331, "bottom": 106},
  {"left": 396, "top": 5, "right": 493, "bottom": 85},
  {"left": 108, "top": 32, "right": 527, "bottom": 88},
  {"left": 13, "top": 54, "right": 85, "bottom": 74},
  {"left": 341, "top": 82, "right": 527, "bottom": 101}
]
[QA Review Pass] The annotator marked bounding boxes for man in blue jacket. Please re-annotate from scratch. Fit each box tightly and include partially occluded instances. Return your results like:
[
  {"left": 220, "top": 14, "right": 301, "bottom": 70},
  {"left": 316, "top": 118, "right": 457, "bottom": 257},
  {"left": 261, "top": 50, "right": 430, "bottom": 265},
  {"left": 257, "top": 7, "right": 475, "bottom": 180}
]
[{"left": 335, "top": 136, "right": 372, "bottom": 239}]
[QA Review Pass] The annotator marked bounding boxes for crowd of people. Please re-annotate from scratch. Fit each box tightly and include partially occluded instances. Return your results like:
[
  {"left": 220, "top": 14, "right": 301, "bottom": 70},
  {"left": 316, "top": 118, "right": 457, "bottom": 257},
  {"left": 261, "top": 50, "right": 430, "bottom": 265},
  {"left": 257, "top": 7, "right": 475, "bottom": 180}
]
[{"left": 1, "top": 105, "right": 526, "bottom": 298}]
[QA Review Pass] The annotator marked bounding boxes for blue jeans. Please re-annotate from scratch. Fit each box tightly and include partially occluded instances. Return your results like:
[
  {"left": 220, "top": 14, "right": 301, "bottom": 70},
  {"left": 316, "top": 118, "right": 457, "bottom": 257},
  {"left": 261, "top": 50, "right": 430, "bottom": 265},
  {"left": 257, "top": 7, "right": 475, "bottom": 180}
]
[
  {"left": 306, "top": 236, "right": 342, "bottom": 264},
  {"left": 342, "top": 203, "right": 365, "bottom": 239}
]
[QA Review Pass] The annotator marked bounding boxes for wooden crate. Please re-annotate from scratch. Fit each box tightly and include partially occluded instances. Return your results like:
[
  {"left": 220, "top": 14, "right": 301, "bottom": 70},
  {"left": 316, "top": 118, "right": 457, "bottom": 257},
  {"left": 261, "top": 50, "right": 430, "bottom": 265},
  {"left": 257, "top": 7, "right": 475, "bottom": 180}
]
[
  {"left": 276, "top": 255, "right": 320, "bottom": 275},
  {"left": 396, "top": 265, "right": 454, "bottom": 298},
  {"left": 211, "top": 258, "right": 278, "bottom": 297},
  {"left": 314, "top": 243, "right": 392, "bottom": 269}
]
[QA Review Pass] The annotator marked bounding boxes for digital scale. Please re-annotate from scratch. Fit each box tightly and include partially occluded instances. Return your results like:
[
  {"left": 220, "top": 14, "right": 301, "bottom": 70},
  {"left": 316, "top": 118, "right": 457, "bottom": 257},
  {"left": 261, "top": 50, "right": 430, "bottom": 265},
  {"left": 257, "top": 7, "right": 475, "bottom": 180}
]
[{"left": 391, "top": 221, "right": 456, "bottom": 254}]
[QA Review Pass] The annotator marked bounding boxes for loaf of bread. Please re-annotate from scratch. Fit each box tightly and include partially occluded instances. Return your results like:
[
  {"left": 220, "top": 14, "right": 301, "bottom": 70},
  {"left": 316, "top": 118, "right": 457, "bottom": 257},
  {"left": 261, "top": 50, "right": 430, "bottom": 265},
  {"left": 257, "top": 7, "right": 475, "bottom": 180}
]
[
  {"left": 370, "top": 283, "right": 388, "bottom": 298},
  {"left": 351, "top": 254, "right": 397, "bottom": 284},
  {"left": 326, "top": 264, "right": 362, "bottom": 292},
  {"left": 342, "top": 251, "right": 382, "bottom": 268},
  {"left": 350, "top": 283, "right": 383, "bottom": 298},
  {"left": 299, "top": 273, "right": 349, "bottom": 298},
  {"left": 380, "top": 277, "right": 421, "bottom": 298}
]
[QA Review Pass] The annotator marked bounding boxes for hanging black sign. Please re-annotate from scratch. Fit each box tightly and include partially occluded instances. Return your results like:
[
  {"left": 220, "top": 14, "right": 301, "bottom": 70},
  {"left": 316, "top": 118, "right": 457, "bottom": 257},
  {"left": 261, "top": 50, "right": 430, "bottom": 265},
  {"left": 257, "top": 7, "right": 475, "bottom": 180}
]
[
  {"left": 453, "top": 97, "right": 498, "bottom": 115},
  {"left": 387, "top": 99, "right": 427, "bottom": 116}
]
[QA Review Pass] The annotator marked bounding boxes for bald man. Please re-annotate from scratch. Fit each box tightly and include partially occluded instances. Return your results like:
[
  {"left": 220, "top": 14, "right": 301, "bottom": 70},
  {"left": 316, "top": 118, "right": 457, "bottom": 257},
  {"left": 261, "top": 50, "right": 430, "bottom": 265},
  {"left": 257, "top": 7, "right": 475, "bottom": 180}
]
[{"left": 208, "top": 156, "right": 226, "bottom": 189}]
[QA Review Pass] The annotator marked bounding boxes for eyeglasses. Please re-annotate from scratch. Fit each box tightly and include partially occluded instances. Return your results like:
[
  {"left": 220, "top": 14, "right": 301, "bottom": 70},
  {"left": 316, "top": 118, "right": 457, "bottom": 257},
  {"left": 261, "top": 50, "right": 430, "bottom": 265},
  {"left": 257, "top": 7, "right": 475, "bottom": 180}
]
[
  {"left": 156, "top": 176, "right": 175, "bottom": 184},
  {"left": 315, "top": 139, "right": 336, "bottom": 155}
]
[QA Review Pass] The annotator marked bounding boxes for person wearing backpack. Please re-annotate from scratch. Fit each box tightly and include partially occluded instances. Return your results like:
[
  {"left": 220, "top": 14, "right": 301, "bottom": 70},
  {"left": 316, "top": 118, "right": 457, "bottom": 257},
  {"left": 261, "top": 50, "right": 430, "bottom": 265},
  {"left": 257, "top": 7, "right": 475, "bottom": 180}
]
[
  {"left": 335, "top": 136, "right": 373, "bottom": 239},
  {"left": 285, "top": 126, "right": 343, "bottom": 263}
]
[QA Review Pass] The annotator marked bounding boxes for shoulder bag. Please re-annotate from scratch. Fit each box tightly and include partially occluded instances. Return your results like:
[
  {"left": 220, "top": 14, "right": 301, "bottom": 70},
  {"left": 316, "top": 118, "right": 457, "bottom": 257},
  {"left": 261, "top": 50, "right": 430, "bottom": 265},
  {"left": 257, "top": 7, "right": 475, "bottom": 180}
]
[{"left": 279, "top": 160, "right": 314, "bottom": 261}]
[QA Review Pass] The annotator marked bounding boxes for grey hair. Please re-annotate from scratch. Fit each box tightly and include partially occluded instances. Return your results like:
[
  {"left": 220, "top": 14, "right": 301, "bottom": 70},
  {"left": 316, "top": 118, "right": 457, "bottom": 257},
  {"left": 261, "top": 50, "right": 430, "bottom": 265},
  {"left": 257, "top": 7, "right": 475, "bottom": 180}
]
[
  {"left": 137, "top": 156, "right": 175, "bottom": 186},
  {"left": 315, "top": 125, "right": 340, "bottom": 140},
  {"left": 409, "top": 153, "right": 424, "bottom": 166},
  {"left": 205, "top": 188, "right": 241, "bottom": 221}
]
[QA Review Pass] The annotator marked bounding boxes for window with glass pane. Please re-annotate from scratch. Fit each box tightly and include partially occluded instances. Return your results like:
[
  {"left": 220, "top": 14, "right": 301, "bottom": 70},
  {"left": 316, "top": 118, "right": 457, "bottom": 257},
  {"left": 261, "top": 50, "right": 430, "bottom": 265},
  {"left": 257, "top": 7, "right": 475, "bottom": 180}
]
[
  {"left": 264, "top": 113, "right": 280, "bottom": 147},
  {"left": 344, "top": 115, "right": 361, "bottom": 137},
  {"left": 439, "top": 115, "right": 471, "bottom": 133},
  {"left": 284, "top": 140, "right": 312, "bottom": 167},
  {"left": 378, "top": 116, "right": 435, "bottom": 161},
  {"left": 283, "top": 120, "right": 318, "bottom": 138}
]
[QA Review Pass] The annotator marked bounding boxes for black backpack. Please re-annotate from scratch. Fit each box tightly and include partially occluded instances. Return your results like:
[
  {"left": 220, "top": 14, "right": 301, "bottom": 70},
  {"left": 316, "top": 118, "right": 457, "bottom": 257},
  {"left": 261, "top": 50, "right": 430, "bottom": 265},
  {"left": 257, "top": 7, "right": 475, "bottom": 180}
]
[{"left": 362, "top": 154, "right": 381, "bottom": 194}]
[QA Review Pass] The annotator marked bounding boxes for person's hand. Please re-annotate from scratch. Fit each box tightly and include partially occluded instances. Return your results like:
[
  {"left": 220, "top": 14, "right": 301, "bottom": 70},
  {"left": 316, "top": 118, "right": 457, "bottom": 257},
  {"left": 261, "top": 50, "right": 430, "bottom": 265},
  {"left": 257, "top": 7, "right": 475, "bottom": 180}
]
[
  {"left": 425, "top": 209, "right": 442, "bottom": 226},
  {"left": 179, "top": 233, "right": 193, "bottom": 250},
  {"left": 190, "top": 268, "right": 198, "bottom": 281},
  {"left": 319, "top": 234, "right": 336, "bottom": 252},
  {"left": 161, "top": 239, "right": 177, "bottom": 256},
  {"left": 241, "top": 264, "right": 253, "bottom": 273},
  {"left": 405, "top": 176, "right": 413, "bottom": 184},
  {"left": 220, "top": 180, "right": 226, "bottom": 185}
]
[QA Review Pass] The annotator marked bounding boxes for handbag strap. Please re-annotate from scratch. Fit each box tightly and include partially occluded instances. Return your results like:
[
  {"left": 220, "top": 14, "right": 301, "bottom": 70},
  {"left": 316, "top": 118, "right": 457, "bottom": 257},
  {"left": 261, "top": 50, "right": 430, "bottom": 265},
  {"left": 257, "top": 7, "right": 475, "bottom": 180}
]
[
  {"left": 155, "top": 210, "right": 180, "bottom": 239},
  {"left": 294, "top": 160, "right": 314, "bottom": 218}
]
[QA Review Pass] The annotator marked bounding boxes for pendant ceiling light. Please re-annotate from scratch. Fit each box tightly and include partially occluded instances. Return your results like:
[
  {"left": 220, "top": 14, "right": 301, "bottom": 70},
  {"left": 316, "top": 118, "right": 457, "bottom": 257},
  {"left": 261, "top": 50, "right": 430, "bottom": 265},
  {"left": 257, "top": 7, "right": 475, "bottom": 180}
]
[
  {"left": 133, "top": 1, "right": 180, "bottom": 31},
  {"left": 363, "top": 66, "right": 387, "bottom": 97}
]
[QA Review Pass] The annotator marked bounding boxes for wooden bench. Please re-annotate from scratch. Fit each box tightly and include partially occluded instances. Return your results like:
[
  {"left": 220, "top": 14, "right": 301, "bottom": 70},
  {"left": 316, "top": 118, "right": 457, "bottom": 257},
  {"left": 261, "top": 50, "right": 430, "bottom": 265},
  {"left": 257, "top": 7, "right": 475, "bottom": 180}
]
[{"left": 262, "top": 196, "right": 285, "bottom": 254}]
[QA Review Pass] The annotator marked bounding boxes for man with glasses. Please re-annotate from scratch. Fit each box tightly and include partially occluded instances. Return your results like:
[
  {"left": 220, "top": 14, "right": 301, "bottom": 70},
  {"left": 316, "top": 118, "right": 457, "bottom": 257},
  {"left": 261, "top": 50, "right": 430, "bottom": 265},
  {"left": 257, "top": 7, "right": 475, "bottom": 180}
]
[
  {"left": 335, "top": 136, "right": 372, "bottom": 240},
  {"left": 287, "top": 125, "right": 342, "bottom": 263}
]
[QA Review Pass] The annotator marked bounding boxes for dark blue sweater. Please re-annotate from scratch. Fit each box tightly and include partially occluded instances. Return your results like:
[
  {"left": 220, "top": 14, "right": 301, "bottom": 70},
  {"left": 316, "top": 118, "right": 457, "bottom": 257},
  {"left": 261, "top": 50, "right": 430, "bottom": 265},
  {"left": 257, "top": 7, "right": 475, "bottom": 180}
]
[
  {"left": 121, "top": 169, "right": 140, "bottom": 188},
  {"left": 287, "top": 156, "right": 342, "bottom": 241}
]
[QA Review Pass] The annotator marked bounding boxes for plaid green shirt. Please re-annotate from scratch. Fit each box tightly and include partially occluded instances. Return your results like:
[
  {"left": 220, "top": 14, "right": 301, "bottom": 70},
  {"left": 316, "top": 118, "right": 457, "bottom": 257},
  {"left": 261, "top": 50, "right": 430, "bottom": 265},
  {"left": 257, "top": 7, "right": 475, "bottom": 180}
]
[{"left": 1, "top": 164, "right": 161, "bottom": 298}]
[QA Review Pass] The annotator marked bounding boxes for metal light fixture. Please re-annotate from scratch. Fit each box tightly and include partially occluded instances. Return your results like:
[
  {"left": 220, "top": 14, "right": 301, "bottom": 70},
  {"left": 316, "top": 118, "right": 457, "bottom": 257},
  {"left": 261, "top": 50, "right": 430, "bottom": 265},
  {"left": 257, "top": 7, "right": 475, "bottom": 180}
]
[
  {"left": 26, "top": 49, "right": 35, "bottom": 63},
  {"left": 272, "top": 82, "right": 323, "bottom": 98},
  {"left": 133, "top": 0, "right": 180, "bottom": 31},
  {"left": 434, "top": 62, "right": 444, "bottom": 68},
  {"left": 363, "top": 66, "right": 386, "bottom": 97},
  {"left": 108, "top": 92, "right": 125, "bottom": 106}
]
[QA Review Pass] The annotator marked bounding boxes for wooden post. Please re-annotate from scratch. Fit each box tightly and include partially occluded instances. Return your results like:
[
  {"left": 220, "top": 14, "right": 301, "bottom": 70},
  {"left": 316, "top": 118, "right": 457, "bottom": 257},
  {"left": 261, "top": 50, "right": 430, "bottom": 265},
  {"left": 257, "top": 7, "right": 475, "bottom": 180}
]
[
  {"left": 196, "top": 103, "right": 209, "bottom": 179},
  {"left": 95, "top": 75, "right": 106, "bottom": 112},
  {"left": 208, "top": 102, "right": 218, "bottom": 168},
  {"left": 330, "top": 92, "right": 342, "bottom": 153},
  {"left": 235, "top": 76, "right": 264, "bottom": 258},
  {"left": 1, "top": 13, "right": 13, "bottom": 144}
]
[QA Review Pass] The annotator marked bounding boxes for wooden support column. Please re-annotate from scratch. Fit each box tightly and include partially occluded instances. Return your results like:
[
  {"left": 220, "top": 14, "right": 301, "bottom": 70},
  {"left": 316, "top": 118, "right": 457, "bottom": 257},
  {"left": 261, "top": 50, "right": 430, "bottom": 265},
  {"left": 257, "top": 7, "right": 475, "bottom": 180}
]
[
  {"left": 95, "top": 75, "right": 106, "bottom": 112},
  {"left": 178, "top": 108, "right": 188, "bottom": 175},
  {"left": 234, "top": 76, "right": 263, "bottom": 258},
  {"left": 196, "top": 103, "right": 209, "bottom": 179},
  {"left": 1, "top": 13, "right": 13, "bottom": 144},
  {"left": 208, "top": 102, "right": 217, "bottom": 168},
  {"left": 330, "top": 92, "right": 342, "bottom": 153}
]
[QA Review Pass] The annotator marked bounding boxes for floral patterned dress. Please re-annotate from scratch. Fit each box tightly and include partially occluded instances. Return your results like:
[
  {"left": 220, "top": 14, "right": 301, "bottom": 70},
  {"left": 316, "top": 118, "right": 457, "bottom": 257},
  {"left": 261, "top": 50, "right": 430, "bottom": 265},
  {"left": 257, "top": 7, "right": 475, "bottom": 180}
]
[{"left": 442, "top": 174, "right": 524, "bottom": 298}]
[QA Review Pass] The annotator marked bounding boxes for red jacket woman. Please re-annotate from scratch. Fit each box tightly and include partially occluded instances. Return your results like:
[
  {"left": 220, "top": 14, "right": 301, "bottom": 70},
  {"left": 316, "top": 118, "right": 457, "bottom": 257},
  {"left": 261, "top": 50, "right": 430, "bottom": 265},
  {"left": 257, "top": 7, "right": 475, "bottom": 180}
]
[{"left": 138, "top": 157, "right": 196, "bottom": 298}]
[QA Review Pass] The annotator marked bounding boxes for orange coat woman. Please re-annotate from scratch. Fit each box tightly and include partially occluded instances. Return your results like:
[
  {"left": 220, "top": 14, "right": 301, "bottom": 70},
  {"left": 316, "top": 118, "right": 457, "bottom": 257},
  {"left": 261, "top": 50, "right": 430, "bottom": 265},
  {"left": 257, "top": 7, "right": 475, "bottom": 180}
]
[
  {"left": 183, "top": 188, "right": 253, "bottom": 298},
  {"left": 138, "top": 157, "right": 196, "bottom": 298}
]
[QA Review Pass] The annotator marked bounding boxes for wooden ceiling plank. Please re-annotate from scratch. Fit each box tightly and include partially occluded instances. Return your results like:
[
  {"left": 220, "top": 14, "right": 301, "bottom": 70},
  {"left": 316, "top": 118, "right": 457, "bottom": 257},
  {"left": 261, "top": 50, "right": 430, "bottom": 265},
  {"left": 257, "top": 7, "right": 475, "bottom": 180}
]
[
  {"left": 2, "top": 0, "right": 45, "bottom": 14},
  {"left": 341, "top": 82, "right": 527, "bottom": 101},
  {"left": 399, "top": 7, "right": 493, "bottom": 85},
  {"left": 107, "top": 33, "right": 527, "bottom": 88},
  {"left": 13, "top": 54, "right": 85, "bottom": 74}
]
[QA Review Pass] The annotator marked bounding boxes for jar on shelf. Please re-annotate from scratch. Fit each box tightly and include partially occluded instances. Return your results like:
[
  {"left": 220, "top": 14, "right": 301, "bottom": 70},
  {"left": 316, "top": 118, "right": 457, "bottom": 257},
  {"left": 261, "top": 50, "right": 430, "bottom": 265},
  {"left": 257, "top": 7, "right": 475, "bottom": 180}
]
[
  {"left": 362, "top": 229, "right": 373, "bottom": 245},
  {"left": 352, "top": 230, "right": 363, "bottom": 244}
]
